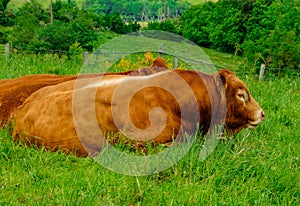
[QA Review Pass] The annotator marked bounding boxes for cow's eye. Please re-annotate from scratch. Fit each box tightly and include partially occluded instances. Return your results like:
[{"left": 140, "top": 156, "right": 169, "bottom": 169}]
[
  {"left": 238, "top": 93, "right": 245, "bottom": 99},
  {"left": 237, "top": 91, "right": 246, "bottom": 102}
]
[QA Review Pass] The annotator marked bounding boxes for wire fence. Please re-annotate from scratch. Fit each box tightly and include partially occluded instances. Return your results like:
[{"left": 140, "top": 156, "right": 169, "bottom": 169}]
[{"left": 1, "top": 43, "right": 299, "bottom": 81}]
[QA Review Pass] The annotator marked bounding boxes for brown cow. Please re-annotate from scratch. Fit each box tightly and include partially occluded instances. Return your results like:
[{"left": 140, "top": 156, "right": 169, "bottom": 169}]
[
  {"left": 0, "top": 58, "right": 168, "bottom": 127},
  {"left": 11, "top": 69, "right": 264, "bottom": 156},
  {"left": 0, "top": 74, "right": 78, "bottom": 127}
]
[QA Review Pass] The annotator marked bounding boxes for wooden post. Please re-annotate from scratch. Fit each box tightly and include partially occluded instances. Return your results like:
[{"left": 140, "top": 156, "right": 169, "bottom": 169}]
[
  {"left": 259, "top": 64, "right": 266, "bottom": 81},
  {"left": 159, "top": 44, "right": 163, "bottom": 57},
  {"left": 5, "top": 43, "right": 9, "bottom": 59},
  {"left": 174, "top": 58, "right": 178, "bottom": 68},
  {"left": 83, "top": 52, "right": 88, "bottom": 64}
]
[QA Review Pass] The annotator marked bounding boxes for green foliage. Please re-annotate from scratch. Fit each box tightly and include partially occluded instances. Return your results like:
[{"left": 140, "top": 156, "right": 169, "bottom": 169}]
[
  {"left": 0, "top": 0, "right": 10, "bottom": 11},
  {"left": 83, "top": 0, "right": 190, "bottom": 21},
  {"left": 4, "top": 0, "right": 139, "bottom": 56},
  {"left": 144, "top": 19, "right": 177, "bottom": 34},
  {"left": 126, "top": 21, "right": 141, "bottom": 33},
  {"left": 179, "top": 0, "right": 300, "bottom": 70},
  {"left": 37, "top": 21, "right": 79, "bottom": 56},
  {"left": 243, "top": 0, "right": 274, "bottom": 42},
  {"left": 261, "top": 28, "right": 300, "bottom": 69},
  {"left": 16, "top": 0, "right": 49, "bottom": 22},
  {"left": 0, "top": 9, "right": 14, "bottom": 26},
  {"left": 3, "top": 0, "right": 299, "bottom": 70},
  {"left": 103, "top": 12, "right": 128, "bottom": 34},
  {"left": 242, "top": 0, "right": 300, "bottom": 70},
  {"left": 0, "top": 0, "right": 14, "bottom": 26},
  {"left": 52, "top": 0, "right": 79, "bottom": 22},
  {"left": 180, "top": 1, "right": 245, "bottom": 52},
  {"left": 208, "top": 1, "right": 244, "bottom": 52},
  {"left": 179, "top": 3, "right": 213, "bottom": 47}
]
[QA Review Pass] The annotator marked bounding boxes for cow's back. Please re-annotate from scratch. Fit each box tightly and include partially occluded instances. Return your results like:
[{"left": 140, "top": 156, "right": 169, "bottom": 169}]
[
  {"left": 11, "top": 75, "right": 129, "bottom": 156},
  {"left": 0, "top": 74, "right": 78, "bottom": 127},
  {"left": 0, "top": 61, "right": 168, "bottom": 128}
]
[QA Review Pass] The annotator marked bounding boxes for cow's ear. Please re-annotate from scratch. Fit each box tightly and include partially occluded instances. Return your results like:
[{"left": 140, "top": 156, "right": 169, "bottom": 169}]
[{"left": 218, "top": 69, "right": 232, "bottom": 89}]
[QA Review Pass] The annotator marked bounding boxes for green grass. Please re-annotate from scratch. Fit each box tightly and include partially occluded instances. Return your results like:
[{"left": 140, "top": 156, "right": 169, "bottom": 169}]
[
  {"left": 0, "top": 45, "right": 299, "bottom": 204},
  {"left": 0, "top": 34, "right": 242, "bottom": 79}
]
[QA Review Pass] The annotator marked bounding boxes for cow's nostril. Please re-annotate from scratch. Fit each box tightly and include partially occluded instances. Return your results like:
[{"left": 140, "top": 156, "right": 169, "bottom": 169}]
[{"left": 261, "top": 111, "right": 265, "bottom": 119}]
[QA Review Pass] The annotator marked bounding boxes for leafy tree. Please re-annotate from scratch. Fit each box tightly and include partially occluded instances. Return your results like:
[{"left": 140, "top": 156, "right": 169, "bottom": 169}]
[
  {"left": 9, "top": 0, "right": 100, "bottom": 55},
  {"left": 243, "top": 0, "right": 275, "bottom": 42},
  {"left": 0, "top": 0, "right": 15, "bottom": 26},
  {"left": 8, "top": 0, "right": 47, "bottom": 49},
  {"left": 179, "top": 3, "right": 214, "bottom": 47},
  {"left": 16, "top": 0, "right": 49, "bottom": 23},
  {"left": 37, "top": 21, "right": 78, "bottom": 56},
  {"left": 84, "top": 0, "right": 190, "bottom": 21},
  {"left": 242, "top": 0, "right": 300, "bottom": 70},
  {"left": 109, "top": 12, "right": 127, "bottom": 33},
  {"left": 207, "top": 1, "right": 244, "bottom": 52},
  {"left": 72, "top": 11, "right": 98, "bottom": 51},
  {"left": 126, "top": 21, "right": 141, "bottom": 33},
  {"left": 179, "top": 0, "right": 299, "bottom": 70},
  {"left": 0, "top": 0, "right": 10, "bottom": 12},
  {"left": 51, "top": 0, "right": 79, "bottom": 22},
  {"left": 145, "top": 19, "right": 177, "bottom": 34}
]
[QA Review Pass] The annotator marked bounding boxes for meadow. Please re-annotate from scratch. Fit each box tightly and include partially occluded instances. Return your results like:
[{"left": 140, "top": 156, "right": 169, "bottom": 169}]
[{"left": 0, "top": 45, "right": 299, "bottom": 205}]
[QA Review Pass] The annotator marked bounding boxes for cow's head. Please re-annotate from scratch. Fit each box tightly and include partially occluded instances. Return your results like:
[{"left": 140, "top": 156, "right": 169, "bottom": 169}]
[{"left": 218, "top": 69, "right": 265, "bottom": 134}]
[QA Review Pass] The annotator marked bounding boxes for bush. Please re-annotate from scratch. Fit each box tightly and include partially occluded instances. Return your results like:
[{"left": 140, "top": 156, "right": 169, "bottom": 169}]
[
  {"left": 7, "top": 0, "right": 102, "bottom": 56},
  {"left": 145, "top": 19, "right": 178, "bottom": 34},
  {"left": 241, "top": 0, "right": 300, "bottom": 70}
]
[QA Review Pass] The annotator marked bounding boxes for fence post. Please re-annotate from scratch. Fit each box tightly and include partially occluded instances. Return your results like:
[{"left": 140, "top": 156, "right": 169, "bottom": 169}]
[
  {"left": 159, "top": 44, "right": 163, "bottom": 57},
  {"left": 83, "top": 52, "right": 88, "bottom": 64},
  {"left": 5, "top": 43, "right": 10, "bottom": 59},
  {"left": 174, "top": 58, "right": 178, "bottom": 68},
  {"left": 259, "top": 64, "right": 266, "bottom": 81}
]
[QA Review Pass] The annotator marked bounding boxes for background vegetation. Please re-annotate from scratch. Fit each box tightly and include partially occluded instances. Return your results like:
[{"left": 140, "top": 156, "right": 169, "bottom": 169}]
[
  {"left": 1, "top": 0, "right": 299, "bottom": 71},
  {"left": 167, "top": 0, "right": 300, "bottom": 70}
]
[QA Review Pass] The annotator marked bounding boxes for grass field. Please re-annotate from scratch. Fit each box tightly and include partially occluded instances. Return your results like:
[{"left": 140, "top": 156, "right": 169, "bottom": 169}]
[{"left": 0, "top": 42, "right": 299, "bottom": 205}]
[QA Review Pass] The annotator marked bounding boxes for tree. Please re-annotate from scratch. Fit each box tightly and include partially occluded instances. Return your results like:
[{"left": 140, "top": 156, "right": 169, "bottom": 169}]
[
  {"left": 84, "top": 0, "right": 190, "bottom": 21},
  {"left": 242, "top": 0, "right": 300, "bottom": 69},
  {"left": 179, "top": 3, "right": 215, "bottom": 47},
  {"left": 8, "top": 0, "right": 47, "bottom": 49},
  {"left": 0, "top": 0, "right": 14, "bottom": 26},
  {"left": 0, "top": 0, "right": 10, "bottom": 12},
  {"left": 37, "top": 21, "right": 78, "bottom": 56},
  {"left": 145, "top": 19, "right": 177, "bottom": 34},
  {"left": 207, "top": 1, "right": 244, "bottom": 52}
]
